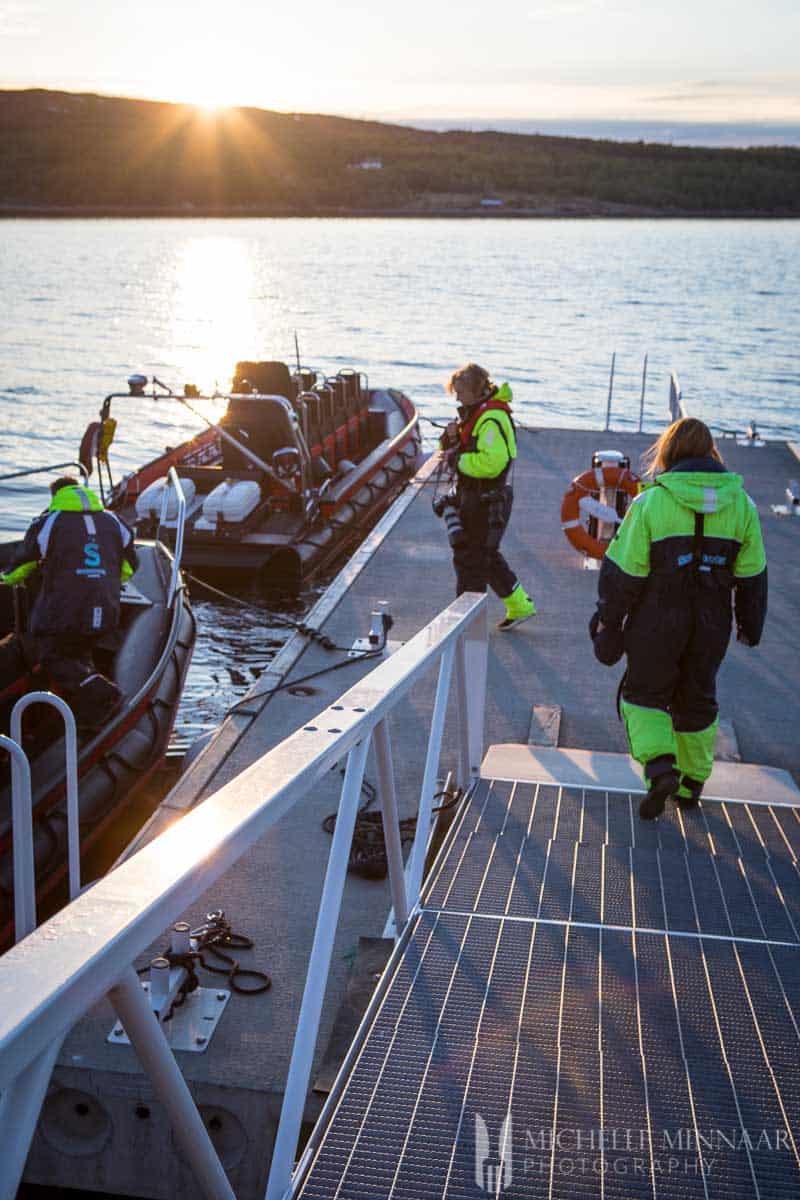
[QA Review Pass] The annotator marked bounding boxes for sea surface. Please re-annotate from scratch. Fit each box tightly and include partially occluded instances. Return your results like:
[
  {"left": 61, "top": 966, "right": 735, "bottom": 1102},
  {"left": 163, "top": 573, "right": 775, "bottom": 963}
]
[
  {"left": 402, "top": 118, "right": 800, "bottom": 148},
  {"left": 1, "top": 217, "right": 799, "bottom": 749}
]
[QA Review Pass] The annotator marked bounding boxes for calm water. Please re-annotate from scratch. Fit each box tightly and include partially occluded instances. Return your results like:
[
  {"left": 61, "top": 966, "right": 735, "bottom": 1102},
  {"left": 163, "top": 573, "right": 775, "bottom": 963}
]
[
  {"left": 405, "top": 118, "right": 800, "bottom": 148},
  {"left": 2, "top": 217, "right": 799, "bottom": 744}
]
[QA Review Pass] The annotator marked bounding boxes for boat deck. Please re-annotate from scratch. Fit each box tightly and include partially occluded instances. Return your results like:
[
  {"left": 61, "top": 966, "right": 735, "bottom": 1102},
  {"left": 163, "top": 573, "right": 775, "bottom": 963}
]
[{"left": 24, "top": 427, "right": 800, "bottom": 1197}]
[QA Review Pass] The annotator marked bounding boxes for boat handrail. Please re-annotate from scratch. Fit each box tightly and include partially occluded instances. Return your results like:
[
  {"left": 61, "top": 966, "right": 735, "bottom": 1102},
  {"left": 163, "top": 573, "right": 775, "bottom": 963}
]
[
  {"left": 0, "top": 460, "right": 89, "bottom": 484},
  {"left": 0, "top": 592, "right": 488, "bottom": 1200},
  {"left": 100, "top": 383, "right": 300, "bottom": 496},
  {"left": 157, "top": 466, "right": 186, "bottom": 608}
]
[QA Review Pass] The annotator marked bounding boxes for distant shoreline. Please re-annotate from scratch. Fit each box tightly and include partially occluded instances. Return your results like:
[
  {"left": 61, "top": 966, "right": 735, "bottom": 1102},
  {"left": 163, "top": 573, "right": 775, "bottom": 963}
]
[
  {"left": 1, "top": 204, "right": 798, "bottom": 220},
  {"left": 4, "top": 91, "right": 798, "bottom": 220}
]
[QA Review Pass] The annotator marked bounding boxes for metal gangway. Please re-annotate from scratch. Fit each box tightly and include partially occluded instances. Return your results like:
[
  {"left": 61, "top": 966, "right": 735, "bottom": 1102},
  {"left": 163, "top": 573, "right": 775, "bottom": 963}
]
[{"left": 0, "top": 593, "right": 489, "bottom": 1200}]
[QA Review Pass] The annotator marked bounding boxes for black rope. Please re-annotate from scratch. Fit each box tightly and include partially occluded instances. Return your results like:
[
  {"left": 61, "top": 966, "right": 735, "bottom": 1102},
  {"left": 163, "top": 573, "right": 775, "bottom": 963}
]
[
  {"left": 223, "top": 617, "right": 393, "bottom": 720},
  {"left": 182, "top": 569, "right": 339, "bottom": 651},
  {"left": 140, "top": 912, "right": 271, "bottom": 1015},
  {"left": 322, "top": 785, "right": 463, "bottom": 880}
]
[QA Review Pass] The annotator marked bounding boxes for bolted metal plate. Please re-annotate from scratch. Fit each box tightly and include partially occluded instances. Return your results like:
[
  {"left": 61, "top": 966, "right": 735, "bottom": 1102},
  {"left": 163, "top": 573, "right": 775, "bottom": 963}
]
[
  {"left": 107, "top": 983, "right": 230, "bottom": 1052},
  {"left": 347, "top": 637, "right": 403, "bottom": 659}
]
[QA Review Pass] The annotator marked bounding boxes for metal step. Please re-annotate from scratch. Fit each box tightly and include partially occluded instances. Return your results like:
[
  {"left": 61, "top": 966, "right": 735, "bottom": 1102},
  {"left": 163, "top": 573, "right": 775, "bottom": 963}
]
[
  {"left": 292, "top": 776, "right": 800, "bottom": 1199},
  {"left": 481, "top": 744, "right": 800, "bottom": 807}
]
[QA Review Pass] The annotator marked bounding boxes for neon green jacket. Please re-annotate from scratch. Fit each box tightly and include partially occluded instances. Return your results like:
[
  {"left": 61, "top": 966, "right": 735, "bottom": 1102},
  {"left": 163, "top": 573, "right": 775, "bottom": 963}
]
[
  {"left": 457, "top": 384, "right": 516, "bottom": 481},
  {"left": 599, "top": 457, "right": 767, "bottom": 643},
  {"left": 1, "top": 484, "right": 136, "bottom": 587}
]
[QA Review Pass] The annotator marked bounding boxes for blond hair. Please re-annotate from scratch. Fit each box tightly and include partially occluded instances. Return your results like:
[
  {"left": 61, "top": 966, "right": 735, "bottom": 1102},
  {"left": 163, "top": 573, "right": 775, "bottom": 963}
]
[
  {"left": 643, "top": 417, "right": 722, "bottom": 476},
  {"left": 447, "top": 362, "right": 493, "bottom": 398}
]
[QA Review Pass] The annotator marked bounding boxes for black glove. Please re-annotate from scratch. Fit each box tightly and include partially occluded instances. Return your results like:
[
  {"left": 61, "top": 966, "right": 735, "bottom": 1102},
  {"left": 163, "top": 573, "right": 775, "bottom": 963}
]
[{"left": 589, "top": 611, "right": 625, "bottom": 666}]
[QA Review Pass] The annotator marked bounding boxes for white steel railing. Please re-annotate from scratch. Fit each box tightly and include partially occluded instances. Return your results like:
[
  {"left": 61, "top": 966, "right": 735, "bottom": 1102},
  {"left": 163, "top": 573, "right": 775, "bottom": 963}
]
[
  {"left": 603, "top": 351, "right": 651, "bottom": 432},
  {"left": 0, "top": 691, "right": 80, "bottom": 1195},
  {"left": 669, "top": 370, "right": 688, "bottom": 423},
  {"left": 10, "top": 692, "right": 81, "bottom": 923},
  {"left": 0, "top": 592, "right": 488, "bottom": 1200},
  {"left": 604, "top": 354, "right": 688, "bottom": 433}
]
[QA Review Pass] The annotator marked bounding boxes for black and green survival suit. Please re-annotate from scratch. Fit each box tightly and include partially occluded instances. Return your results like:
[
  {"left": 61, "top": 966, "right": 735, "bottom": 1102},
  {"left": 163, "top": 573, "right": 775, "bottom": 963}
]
[
  {"left": 447, "top": 384, "right": 534, "bottom": 618},
  {"left": 595, "top": 455, "right": 767, "bottom": 800},
  {"left": 0, "top": 483, "right": 137, "bottom": 707}
]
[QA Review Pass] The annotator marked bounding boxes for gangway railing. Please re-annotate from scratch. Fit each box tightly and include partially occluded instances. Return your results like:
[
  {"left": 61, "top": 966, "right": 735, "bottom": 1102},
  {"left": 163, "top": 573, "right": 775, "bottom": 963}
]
[
  {"left": 669, "top": 370, "right": 687, "bottom": 422},
  {"left": 0, "top": 592, "right": 488, "bottom": 1200},
  {"left": 602, "top": 352, "right": 656, "bottom": 432},
  {"left": 0, "top": 691, "right": 80, "bottom": 1194}
]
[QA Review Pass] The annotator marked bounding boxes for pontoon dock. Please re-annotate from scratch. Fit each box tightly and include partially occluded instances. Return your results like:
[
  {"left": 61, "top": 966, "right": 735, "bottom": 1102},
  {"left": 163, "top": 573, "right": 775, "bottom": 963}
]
[{"left": 10, "top": 423, "right": 800, "bottom": 1199}]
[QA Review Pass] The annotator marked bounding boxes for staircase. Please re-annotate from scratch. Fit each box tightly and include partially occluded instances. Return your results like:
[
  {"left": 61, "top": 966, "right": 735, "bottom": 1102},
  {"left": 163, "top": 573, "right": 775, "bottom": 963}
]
[{"left": 292, "top": 744, "right": 800, "bottom": 1199}]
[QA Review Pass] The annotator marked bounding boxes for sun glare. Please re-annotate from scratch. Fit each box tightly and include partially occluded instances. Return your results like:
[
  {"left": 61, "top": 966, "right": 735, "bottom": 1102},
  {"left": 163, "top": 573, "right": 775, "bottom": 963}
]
[
  {"left": 172, "top": 237, "right": 259, "bottom": 394},
  {"left": 195, "top": 99, "right": 229, "bottom": 117}
]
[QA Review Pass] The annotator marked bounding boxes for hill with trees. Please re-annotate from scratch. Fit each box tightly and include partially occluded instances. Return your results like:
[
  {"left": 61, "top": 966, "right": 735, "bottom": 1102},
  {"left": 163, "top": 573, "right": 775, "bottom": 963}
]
[{"left": 2, "top": 89, "right": 799, "bottom": 217}]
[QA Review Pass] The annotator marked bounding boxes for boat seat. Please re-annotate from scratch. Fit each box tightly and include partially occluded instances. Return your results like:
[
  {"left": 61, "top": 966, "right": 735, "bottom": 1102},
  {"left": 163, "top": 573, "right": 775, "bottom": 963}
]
[
  {"left": 220, "top": 396, "right": 300, "bottom": 473},
  {"left": 337, "top": 368, "right": 361, "bottom": 416},
  {"left": 300, "top": 395, "right": 322, "bottom": 449},
  {"left": 231, "top": 361, "right": 292, "bottom": 398},
  {"left": 175, "top": 465, "right": 227, "bottom": 490}
]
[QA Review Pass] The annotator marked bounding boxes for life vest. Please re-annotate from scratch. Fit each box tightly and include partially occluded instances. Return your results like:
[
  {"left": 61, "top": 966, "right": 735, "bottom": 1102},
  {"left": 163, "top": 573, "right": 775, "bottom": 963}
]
[
  {"left": 458, "top": 397, "right": 515, "bottom": 449},
  {"left": 29, "top": 486, "right": 134, "bottom": 637}
]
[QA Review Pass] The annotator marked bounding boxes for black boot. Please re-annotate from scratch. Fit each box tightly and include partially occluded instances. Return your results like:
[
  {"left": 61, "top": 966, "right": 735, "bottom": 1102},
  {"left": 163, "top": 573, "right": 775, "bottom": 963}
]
[
  {"left": 639, "top": 756, "right": 681, "bottom": 821},
  {"left": 674, "top": 775, "right": 704, "bottom": 809},
  {"left": 73, "top": 673, "right": 123, "bottom": 732}
]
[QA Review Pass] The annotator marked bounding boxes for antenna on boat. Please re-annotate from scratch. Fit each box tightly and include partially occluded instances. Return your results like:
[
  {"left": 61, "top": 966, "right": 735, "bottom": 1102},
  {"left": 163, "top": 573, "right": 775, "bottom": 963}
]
[{"left": 294, "top": 331, "right": 301, "bottom": 372}]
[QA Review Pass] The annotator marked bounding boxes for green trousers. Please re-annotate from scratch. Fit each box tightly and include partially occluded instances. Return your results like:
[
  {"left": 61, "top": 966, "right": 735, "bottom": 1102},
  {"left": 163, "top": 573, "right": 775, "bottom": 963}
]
[{"left": 621, "top": 699, "right": 717, "bottom": 795}]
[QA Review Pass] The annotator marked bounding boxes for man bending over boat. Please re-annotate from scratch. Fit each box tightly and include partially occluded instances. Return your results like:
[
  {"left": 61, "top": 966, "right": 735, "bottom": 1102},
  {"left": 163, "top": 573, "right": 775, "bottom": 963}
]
[
  {"left": 437, "top": 363, "right": 536, "bottom": 630},
  {"left": 0, "top": 476, "right": 138, "bottom": 730}
]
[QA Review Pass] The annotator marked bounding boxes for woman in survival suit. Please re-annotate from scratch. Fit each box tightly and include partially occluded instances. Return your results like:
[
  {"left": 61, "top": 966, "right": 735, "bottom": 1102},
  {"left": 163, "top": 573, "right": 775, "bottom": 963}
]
[
  {"left": 590, "top": 417, "right": 767, "bottom": 820},
  {"left": 438, "top": 363, "right": 536, "bottom": 630}
]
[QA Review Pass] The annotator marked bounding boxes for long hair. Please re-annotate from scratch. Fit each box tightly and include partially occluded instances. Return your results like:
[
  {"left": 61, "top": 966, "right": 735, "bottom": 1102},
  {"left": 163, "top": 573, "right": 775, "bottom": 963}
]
[{"left": 642, "top": 417, "right": 722, "bottom": 476}]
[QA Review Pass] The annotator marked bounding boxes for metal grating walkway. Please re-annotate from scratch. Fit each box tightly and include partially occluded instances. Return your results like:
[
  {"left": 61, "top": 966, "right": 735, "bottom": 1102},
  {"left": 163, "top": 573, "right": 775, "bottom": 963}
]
[{"left": 293, "top": 779, "right": 800, "bottom": 1199}]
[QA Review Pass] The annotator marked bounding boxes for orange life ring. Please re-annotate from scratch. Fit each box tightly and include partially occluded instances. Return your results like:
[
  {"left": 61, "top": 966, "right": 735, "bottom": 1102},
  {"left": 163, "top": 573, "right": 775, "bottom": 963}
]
[{"left": 560, "top": 464, "right": 640, "bottom": 559}]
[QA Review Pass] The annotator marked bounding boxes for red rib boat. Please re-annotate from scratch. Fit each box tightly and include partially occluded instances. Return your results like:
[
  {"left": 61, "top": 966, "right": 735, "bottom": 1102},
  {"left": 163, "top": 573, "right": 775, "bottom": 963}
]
[{"left": 81, "top": 360, "right": 422, "bottom": 591}]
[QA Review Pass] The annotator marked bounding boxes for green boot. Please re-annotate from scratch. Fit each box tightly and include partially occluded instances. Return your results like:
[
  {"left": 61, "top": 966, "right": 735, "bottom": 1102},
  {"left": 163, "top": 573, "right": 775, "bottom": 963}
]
[{"left": 497, "top": 584, "right": 536, "bottom": 631}]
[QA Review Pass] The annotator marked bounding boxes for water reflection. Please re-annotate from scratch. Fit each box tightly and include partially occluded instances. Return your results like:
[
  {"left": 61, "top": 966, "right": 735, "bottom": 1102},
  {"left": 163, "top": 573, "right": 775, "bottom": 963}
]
[{"left": 171, "top": 236, "right": 259, "bottom": 391}]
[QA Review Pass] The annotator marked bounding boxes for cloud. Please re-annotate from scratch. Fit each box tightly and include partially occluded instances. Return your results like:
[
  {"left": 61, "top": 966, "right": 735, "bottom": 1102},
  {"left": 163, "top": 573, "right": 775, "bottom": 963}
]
[
  {"left": 526, "top": 0, "right": 605, "bottom": 17},
  {"left": 646, "top": 75, "right": 800, "bottom": 106},
  {"left": 0, "top": 2, "right": 40, "bottom": 36}
]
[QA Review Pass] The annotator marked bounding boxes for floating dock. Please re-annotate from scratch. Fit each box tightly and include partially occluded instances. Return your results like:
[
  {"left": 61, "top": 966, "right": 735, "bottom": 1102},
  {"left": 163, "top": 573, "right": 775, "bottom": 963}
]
[{"left": 21, "top": 426, "right": 800, "bottom": 1198}]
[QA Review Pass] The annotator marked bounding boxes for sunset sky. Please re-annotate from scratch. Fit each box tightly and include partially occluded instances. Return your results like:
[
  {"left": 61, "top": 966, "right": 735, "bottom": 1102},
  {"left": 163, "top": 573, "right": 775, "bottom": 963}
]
[{"left": 2, "top": 0, "right": 799, "bottom": 122}]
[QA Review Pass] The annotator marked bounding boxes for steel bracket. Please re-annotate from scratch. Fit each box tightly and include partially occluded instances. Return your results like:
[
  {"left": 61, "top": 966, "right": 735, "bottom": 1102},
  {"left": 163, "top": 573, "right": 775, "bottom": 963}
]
[{"left": 107, "top": 983, "right": 230, "bottom": 1053}]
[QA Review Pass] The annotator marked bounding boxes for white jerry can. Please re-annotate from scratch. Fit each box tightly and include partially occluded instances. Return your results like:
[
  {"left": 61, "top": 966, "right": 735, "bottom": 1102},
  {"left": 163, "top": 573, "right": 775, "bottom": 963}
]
[
  {"left": 197, "top": 479, "right": 262, "bottom": 528},
  {"left": 135, "top": 475, "right": 196, "bottom": 522}
]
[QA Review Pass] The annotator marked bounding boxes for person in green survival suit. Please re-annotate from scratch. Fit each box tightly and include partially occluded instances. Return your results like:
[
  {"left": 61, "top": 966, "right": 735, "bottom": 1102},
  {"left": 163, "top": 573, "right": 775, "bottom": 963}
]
[
  {"left": 589, "top": 417, "right": 767, "bottom": 820},
  {"left": 438, "top": 363, "right": 536, "bottom": 630},
  {"left": 0, "top": 476, "right": 139, "bottom": 729}
]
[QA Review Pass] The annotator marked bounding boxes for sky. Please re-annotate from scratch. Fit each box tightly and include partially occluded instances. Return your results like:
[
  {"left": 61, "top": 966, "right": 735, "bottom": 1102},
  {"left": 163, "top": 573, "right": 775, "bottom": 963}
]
[{"left": 2, "top": 0, "right": 799, "bottom": 123}]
